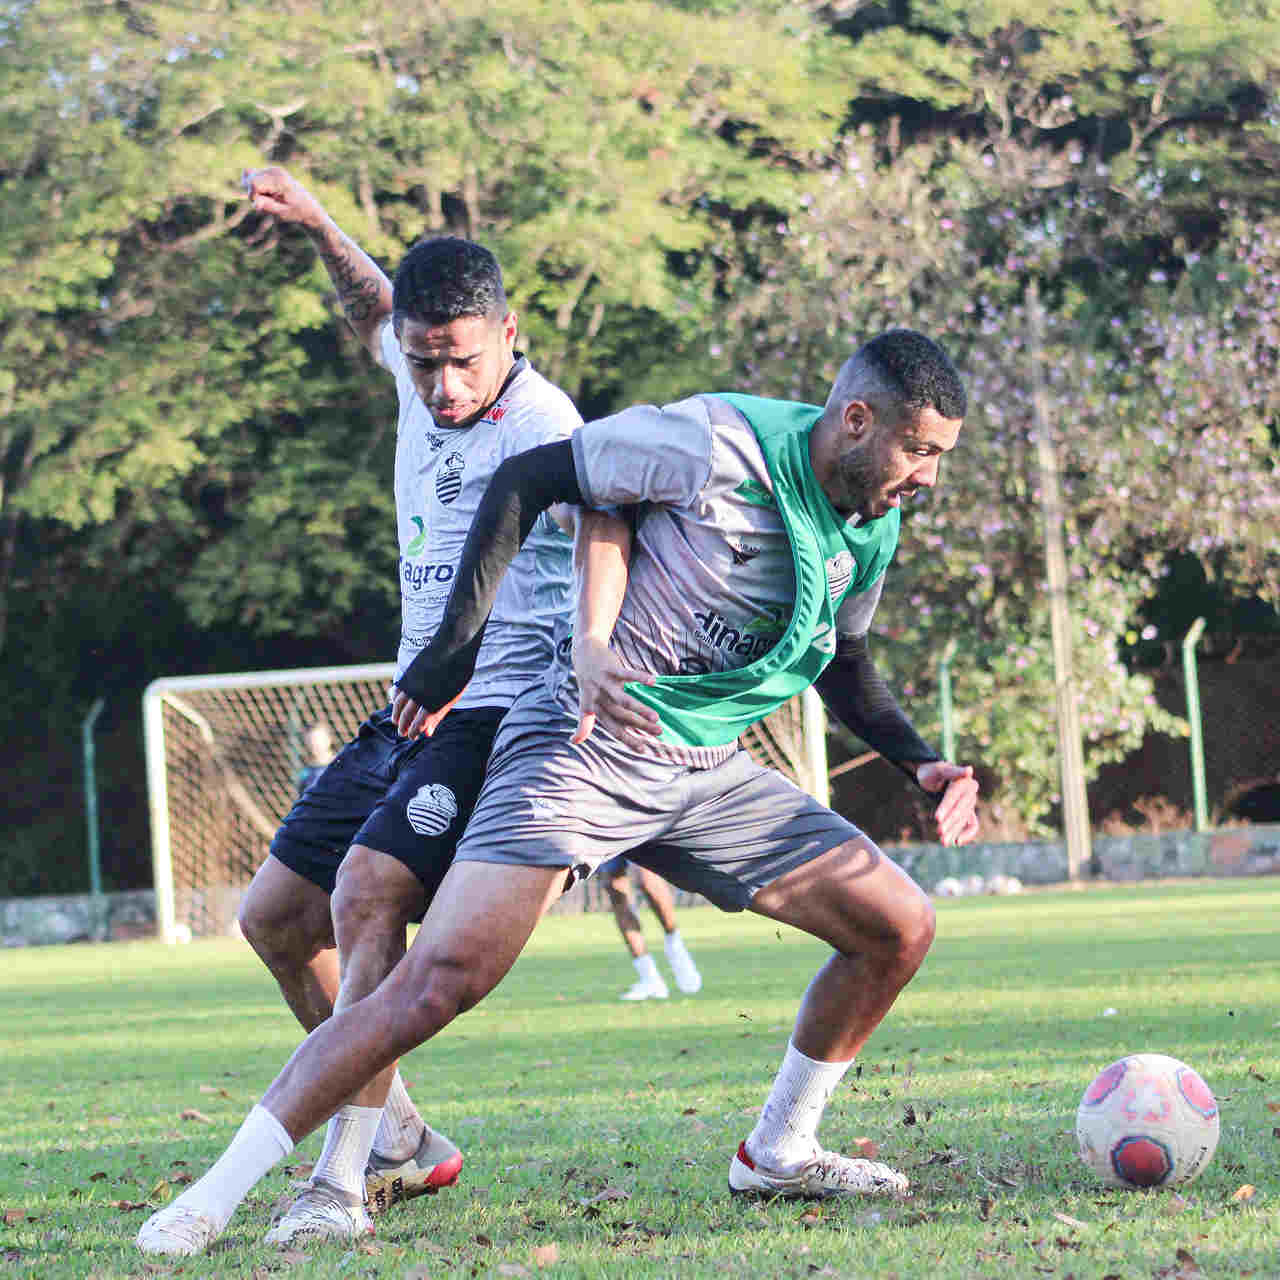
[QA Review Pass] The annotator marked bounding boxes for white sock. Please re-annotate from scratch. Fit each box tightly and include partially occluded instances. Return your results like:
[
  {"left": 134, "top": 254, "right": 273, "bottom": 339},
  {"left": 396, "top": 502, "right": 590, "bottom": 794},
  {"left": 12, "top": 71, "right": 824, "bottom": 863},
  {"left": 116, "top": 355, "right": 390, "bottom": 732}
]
[
  {"left": 633, "top": 953, "right": 661, "bottom": 983},
  {"left": 747, "top": 1041, "right": 853, "bottom": 1173},
  {"left": 171, "top": 1104, "right": 293, "bottom": 1230},
  {"left": 373, "top": 1071, "right": 424, "bottom": 1162},
  {"left": 311, "top": 1104, "right": 382, "bottom": 1199},
  {"left": 665, "top": 931, "right": 696, "bottom": 962}
]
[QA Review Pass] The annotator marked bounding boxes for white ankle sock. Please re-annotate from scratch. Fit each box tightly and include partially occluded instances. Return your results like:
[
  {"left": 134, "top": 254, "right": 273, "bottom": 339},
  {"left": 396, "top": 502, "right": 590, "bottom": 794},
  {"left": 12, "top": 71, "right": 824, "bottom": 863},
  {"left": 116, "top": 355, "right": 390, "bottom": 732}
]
[
  {"left": 311, "top": 1104, "right": 382, "bottom": 1199},
  {"left": 747, "top": 1041, "right": 853, "bottom": 1172},
  {"left": 171, "top": 1104, "right": 293, "bottom": 1230},
  {"left": 373, "top": 1071, "right": 424, "bottom": 1162},
  {"left": 633, "top": 953, "right": 661, "bottom": 983}
]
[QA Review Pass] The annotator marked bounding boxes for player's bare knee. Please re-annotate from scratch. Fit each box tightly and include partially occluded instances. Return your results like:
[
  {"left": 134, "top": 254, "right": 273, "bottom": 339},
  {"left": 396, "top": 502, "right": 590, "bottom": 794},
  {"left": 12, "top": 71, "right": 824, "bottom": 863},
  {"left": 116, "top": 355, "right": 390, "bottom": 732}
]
[
  {"left": 384, "top": 957, "right": 474, "bottom": 1043},
  {"left": 894, "top": 890, "right": 936, "bottom": 972},
  {"left": 238, "top": 886, "right": 329, "bottom": 969},
  {"left": 331, "top": 848, "right": 420, "bottom": 954}
]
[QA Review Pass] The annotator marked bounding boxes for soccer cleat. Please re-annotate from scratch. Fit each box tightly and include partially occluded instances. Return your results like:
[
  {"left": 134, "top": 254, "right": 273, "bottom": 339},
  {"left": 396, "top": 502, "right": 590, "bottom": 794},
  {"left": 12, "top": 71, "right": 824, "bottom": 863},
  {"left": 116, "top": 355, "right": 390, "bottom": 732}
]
[
  {"left": 263, "top": 1181, "right": 374, "bottom": 1245},
  {"left": 620, "top": 974, "right": 669, "bottom": 1001},
  {"left": 664, "top": 935, "right": 703, "bottom": 993},
  {"left": 136, "top": 1203, "right": 223, "bottom": 1256},
  {"left": 364, "top": 1126, "right": 463, "bottom": 1214},
  {"left": 728, "top": 1141, "right": 909, "bottom": 1199}
]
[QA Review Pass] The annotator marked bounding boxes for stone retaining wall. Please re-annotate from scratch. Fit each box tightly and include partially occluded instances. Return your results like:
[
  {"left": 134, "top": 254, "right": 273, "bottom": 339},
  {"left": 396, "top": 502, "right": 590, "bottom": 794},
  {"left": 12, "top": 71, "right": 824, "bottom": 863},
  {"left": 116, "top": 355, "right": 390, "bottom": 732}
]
[{"left": 3, "top": 824, "right": 1277, "bottom": 947}]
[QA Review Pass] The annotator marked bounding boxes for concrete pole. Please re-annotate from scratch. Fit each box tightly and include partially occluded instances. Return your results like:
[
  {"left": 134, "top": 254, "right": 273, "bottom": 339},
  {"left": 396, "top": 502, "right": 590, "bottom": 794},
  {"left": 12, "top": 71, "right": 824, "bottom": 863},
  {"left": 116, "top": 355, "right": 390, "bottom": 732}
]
[{"left": 1028, "top": 280, "right": 1092, "bottom": 879}]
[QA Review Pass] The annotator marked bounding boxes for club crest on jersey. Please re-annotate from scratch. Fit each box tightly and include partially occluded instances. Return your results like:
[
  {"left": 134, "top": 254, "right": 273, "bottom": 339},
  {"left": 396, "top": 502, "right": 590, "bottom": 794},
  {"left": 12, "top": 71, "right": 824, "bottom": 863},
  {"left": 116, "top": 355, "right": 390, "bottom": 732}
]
[
  {"left": 427, "top": 431, "right": 444, "bottom": 451},
  {"left": 825, "top": 550, "right": 854, "bottom": 602},
  {"left": 406, "top": 783, "right": 459, "bottom": 837},
  {"left": 729, "top": 541, "right": 761, "bottom": 566},
  {"left": 436, "top": 452, "right": 465, "bottom": 505}
]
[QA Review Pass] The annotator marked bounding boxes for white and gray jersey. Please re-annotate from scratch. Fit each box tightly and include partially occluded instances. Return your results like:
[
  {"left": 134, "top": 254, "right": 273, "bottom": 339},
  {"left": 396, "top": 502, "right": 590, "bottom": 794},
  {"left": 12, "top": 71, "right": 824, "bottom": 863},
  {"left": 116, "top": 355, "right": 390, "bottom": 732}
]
[
  {"left": 554, "top": 394, "right": 884, "bottom": 765},
  {"left": 381, "top": 322, "right": 581, "bottom": 709}
]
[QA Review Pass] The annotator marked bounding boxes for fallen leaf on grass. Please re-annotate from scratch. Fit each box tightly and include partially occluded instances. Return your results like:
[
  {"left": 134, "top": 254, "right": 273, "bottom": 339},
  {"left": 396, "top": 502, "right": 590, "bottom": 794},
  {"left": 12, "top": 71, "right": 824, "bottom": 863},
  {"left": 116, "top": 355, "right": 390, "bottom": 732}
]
[
  {"left": 797, "top": 1207, "right": 822, "bottom": 1226},
  {"left": 1052, "top": 1212, "right": 1088, "bottom": 1228},
  {"left": 852, "top": 1137, "right": 879, "bottom": 1158},
  {"left": 977, "top": 1195, "right": 993, "bottom": 1221},
  {"left": 146, "top": 1179, "right": 172, "bottom": 1203},
  {"left": 532, "top": 1243, "right": 559, "bottom": 1266},
  {"left": 1231, "top": 1184, "right": 1256, "bottom": 1202},
  {"left": 1248, "top": 1066, "right": 1267, "bottom": 1082},
  {"left": 476, "top": 1233, "right": 493, "bottom": 1247},
  {"left": 109, "top": 1200, "right": 150, "bottom": 1211},
  {"left": 1265, "top": 1101, "right": 1280, "bottom": 1113},
  {"left": 198, "top": 1085, "right": 231, "bottom": 1098},
  {"left": 180, "top": 1108, "right": 211, "bottom": 1124},
  {"left": 3, "top": 1210, "right": 26, "bottom": 1225},
  {"left": 88, "top": 1171, "right": 108, "bottom": 1182},
  {"left": 582, "top": 1186, "right": 630, "bottom": 1205},
  {"left": 497, "top": 1265, "right": 529, "bottom": 1277}
]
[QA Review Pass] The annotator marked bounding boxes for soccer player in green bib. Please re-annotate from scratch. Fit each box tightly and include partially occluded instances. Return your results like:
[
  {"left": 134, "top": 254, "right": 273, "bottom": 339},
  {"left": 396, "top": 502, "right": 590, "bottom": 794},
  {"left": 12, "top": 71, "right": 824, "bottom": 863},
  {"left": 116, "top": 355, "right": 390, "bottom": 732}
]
[{"left": 138, "top": 328, "right": 981, "bottom": 1255}]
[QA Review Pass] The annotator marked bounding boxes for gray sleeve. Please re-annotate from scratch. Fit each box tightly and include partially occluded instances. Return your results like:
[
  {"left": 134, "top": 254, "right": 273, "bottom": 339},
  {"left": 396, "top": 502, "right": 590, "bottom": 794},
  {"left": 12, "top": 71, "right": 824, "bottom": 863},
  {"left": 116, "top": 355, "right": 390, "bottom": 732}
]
[
  {"left": 835, "top": 571, "right": 886, "bottom": 639},
  {"left": 571, "top": 398, "right": 714, "bottom": 508}
]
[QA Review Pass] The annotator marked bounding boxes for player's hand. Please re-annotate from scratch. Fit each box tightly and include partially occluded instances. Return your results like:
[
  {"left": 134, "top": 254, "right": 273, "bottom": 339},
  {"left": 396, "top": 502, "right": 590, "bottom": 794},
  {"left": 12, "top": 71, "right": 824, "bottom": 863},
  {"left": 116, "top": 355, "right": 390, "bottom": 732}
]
[
  {"left": 240, "top": 166, "right": 326, "bottom": 228},
  {"left": 916, "top": 761, "right": 980, "bottom": 847},
  {"left": 390, "top": 685, "right": 464, "bottom": 739},
  {"left": 571, "top": 634, "right": 661, "bottom": 745}
]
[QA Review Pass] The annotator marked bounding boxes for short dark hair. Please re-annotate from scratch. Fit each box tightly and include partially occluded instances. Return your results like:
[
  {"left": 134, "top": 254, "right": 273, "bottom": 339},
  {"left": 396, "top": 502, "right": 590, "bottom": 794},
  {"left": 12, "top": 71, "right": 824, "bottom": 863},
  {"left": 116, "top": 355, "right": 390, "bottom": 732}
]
[
  {"left": 849, "top": 328, "right": 967, "bottom": 420},
  {"left": 392, "top": 237, "right": 508, "bottom": 330}
]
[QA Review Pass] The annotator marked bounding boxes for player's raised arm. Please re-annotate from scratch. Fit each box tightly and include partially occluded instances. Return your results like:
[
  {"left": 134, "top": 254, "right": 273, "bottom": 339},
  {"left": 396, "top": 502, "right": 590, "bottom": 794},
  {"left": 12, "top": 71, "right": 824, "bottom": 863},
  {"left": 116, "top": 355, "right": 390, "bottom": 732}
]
[
  {"left": 242, "top": 165, "right": 392, "bottom": 360},
  {"left": 392, "top": 439, "right": 583, "bottom": 732},
  {"left": 569, "top": 510, "right": 659, "bottom": 745}
]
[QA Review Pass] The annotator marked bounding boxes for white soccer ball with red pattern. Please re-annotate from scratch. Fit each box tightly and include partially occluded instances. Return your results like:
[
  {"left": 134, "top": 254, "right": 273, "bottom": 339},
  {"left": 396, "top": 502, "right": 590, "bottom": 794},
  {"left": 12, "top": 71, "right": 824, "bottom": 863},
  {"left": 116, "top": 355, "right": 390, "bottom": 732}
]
[{"left": 1076, "top": 1053, "right": 1220, "bottom": 1188}]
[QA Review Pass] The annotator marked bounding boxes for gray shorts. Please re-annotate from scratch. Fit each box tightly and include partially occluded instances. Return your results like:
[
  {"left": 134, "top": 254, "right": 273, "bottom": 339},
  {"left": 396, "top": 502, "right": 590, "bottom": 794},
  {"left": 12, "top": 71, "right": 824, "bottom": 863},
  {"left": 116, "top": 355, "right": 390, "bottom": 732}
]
[{"left": 455, "top": 690, "right": 862, "bottom": 911}]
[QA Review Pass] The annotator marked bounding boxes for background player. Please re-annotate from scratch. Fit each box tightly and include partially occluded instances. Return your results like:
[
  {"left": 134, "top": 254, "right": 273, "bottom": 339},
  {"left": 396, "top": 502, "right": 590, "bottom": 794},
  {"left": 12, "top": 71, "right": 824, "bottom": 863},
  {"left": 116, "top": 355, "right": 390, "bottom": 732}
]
[{"left": 600, "top": 856, "right": 702, "bottom": 1000}]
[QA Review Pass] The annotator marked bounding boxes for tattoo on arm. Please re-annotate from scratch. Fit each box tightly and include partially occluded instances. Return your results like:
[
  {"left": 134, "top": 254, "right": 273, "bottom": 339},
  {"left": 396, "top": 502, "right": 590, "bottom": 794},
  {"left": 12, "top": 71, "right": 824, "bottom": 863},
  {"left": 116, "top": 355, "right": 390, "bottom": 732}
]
[{"left": 314, "top": 235, "right": 389, "bottom": 327}]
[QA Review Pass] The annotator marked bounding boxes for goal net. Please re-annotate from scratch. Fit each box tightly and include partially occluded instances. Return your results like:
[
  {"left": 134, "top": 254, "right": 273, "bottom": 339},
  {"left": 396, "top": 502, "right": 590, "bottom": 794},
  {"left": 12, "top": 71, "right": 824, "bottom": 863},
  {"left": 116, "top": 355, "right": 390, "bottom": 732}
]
[{"left": 143, "top": 664, "right": 827, "bottom": 941}]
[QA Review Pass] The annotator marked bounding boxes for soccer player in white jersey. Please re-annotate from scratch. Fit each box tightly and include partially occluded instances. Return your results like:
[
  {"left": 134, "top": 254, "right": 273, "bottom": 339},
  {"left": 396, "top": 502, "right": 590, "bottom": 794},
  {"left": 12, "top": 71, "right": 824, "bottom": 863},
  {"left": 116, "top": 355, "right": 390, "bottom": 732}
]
[
  {"left": 208, "top": 168, "right": 586, "bottom": 1246},
  {"left": 138, "top": 328, "right": 983, "bottom": 1257}
]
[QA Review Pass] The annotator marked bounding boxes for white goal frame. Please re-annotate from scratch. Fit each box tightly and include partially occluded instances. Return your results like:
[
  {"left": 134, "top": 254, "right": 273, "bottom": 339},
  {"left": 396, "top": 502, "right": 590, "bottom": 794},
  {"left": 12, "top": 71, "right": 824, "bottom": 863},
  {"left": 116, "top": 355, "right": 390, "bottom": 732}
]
[{"left": 143, "top": 663, "right": 827, "bottom": 943}]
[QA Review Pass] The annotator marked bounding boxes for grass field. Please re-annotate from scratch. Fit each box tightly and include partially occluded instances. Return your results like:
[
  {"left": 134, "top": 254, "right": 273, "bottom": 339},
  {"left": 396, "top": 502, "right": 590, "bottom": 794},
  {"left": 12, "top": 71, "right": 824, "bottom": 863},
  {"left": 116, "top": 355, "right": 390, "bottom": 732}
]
[{"left": 2, "top": 879, "right": 1278, "bottom": 1278}]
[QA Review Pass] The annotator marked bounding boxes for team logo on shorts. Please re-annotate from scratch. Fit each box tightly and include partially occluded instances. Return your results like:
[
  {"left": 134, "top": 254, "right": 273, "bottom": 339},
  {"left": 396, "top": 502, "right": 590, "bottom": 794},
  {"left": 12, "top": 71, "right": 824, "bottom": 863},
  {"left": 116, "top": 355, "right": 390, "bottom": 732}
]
[
  {"left": 406, "top": 783, "right": 459, "bottom": 837},
  {"left": 825, "top": 550, "right": 854, "bottom": 602},
  {"left": 435, "top": 452, "right": 465, "bottom": 505}
]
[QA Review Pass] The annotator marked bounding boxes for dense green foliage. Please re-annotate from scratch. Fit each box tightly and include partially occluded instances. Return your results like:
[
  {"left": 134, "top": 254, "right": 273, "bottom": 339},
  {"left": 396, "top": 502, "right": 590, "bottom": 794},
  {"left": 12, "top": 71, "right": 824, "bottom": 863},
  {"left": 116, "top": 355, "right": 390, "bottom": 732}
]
[
  {"left": 2, "top": 0, "right": 1277, "bottom": 889},
  {"left": 1, "top": 884, "right": 1278, "bottom": 1276}
]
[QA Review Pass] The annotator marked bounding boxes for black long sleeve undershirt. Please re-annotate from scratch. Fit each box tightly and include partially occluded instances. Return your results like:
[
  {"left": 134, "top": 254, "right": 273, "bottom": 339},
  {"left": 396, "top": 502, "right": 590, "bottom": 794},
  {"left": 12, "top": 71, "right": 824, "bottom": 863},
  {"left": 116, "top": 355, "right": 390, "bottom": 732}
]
[
  {"left": 395, "top": 440, "right": 582, "bottom": 710},
  {"left": 813, "top": 632, "right": 942, "bottom": 784}
]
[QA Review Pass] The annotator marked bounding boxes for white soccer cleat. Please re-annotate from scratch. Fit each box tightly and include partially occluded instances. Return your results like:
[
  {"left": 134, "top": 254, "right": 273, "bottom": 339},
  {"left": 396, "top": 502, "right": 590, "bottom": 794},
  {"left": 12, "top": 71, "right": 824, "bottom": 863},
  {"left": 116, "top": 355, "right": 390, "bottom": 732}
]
[
  {"left": 620, "top": 974, "right": 669, "bottom": 1001},
  {"left": 728, "top": 1141, "right": 909, "bottom": 1199},
  {"left": 365, "top": 1126, "right": 463, "bottom": 1214},
  {"left": 263, "top": 1182, "right": 374, "bottom": 1245},
  {"left": 664, "top": 935, "right": 703, "bottom": 993},
  {"left": 136, "top": 1203, "right": 223, "bottom": 1256}
]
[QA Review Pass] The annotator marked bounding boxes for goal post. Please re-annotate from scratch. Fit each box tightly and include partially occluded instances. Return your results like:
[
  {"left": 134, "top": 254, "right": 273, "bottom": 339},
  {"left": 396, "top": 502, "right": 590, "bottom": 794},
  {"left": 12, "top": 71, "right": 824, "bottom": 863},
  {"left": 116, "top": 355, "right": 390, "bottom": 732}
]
[{"left": 143, "top": 662, "right": 826, "bottom": 942}]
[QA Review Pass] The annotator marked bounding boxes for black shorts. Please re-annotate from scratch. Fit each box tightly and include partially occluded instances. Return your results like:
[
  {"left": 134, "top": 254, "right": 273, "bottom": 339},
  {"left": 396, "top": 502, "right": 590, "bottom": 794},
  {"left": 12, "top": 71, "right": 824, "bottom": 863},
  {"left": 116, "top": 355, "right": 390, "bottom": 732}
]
[{"left": 269, "top": 705, "right": 506, "bottom": 916}]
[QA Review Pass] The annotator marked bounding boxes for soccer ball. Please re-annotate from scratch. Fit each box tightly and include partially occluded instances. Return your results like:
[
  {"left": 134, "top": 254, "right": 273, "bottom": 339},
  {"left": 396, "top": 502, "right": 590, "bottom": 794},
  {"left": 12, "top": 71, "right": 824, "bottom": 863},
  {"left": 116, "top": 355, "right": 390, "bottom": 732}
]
[{"left": 1076, "top": 1053, "right": 1220, "bottom": 1188}]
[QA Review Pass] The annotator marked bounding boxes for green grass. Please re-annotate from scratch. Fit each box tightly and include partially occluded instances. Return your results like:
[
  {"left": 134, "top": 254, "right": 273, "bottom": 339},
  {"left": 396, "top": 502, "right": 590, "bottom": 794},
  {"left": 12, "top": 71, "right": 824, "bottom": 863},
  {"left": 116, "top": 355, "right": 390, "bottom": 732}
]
[{"left": 2, "top": 880, "right": 1278, "bottom": 1278}]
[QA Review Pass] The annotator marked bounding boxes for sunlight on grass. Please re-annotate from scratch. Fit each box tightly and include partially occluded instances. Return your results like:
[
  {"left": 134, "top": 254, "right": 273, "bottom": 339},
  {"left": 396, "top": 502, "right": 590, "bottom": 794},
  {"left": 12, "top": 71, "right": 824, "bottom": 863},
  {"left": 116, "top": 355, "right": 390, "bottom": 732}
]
[{"left": 1, "top": 880, "right": 1277, "bottom": 1277}]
